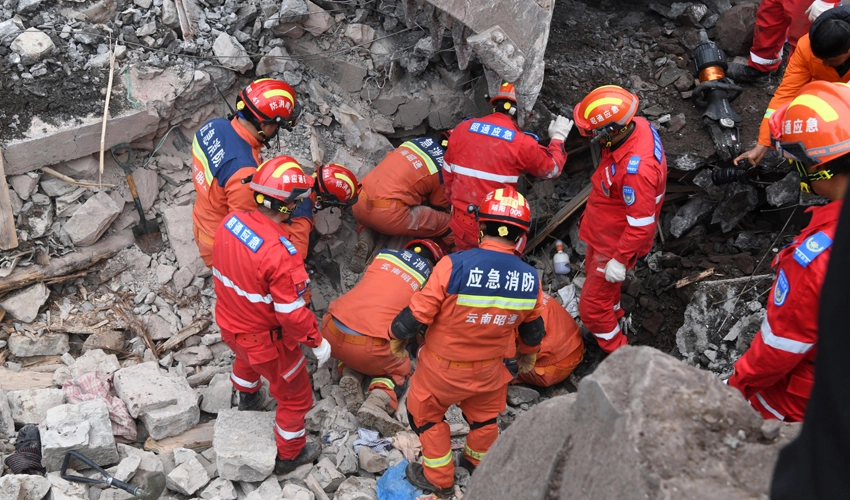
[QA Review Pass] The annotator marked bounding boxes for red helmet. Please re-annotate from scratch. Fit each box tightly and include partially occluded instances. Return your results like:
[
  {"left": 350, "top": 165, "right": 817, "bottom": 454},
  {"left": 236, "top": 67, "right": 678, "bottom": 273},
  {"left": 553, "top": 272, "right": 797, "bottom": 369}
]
[
  {"left": 490, "top": 82, "right": 517, "bottom": 104},
  {"left": 237, "top": 79, "right": 302, "bottom": 131},
  {"left": 473, "top": 187, "right": 531, "bottom": 233},
  {"left": 250, "top": 156, "right": 313, "bottom": 213},
  {"left": 314, "top": 163, "right": 360, "bottom": 209},
  {"left": 573, "top": 85, "right": 639, "bottom": 137},
  {"left": 404, "top": 239, "right": 446, "bottom": 264}
]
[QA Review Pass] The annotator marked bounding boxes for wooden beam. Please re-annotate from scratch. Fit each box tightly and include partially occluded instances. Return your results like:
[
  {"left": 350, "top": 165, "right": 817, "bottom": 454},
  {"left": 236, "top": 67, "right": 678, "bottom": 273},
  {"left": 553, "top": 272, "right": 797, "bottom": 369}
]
[
  {"left": 156, "top": 319, "right": 211, "bottom": 355},
  {"left": 526, "top": 183, "right": 592, "bottom": 253},
  {"left": 0, "top": 149, "right": 19, "bottom": 250},
  {"left": 0, "top": 368, "right": 55, "bottom": 391},
  {"left": 143, "top": 421, "right": 215, "bottom": 454},
  {"left": 0, "top": 229, "right": 134, "bottom": 296}
]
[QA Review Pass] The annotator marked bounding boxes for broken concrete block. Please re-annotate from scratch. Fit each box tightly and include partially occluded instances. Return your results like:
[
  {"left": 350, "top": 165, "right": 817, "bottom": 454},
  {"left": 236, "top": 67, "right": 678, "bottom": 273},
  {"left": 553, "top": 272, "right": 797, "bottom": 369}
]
[
  {"left": 63, "top": 191, "right": 121, "bottom": 247},
  {"left": 116, "top": 443, "right": 164, "bottom": 479},
  {"left": 53, "top": 349, "right": 121, "bottom": 386},
  {"left": 200, "top": 372, "right": 233, "bottom": 414},
  {"left": 40, "top": 400, "right": 119, "bottom": 472},
  {"left": 766, "top": 171, "right": 800, "bottom": 208},
  {"left": 40, "top": 176, "right": 78, "bottom": 197},
  {"left": 711, "top": 182, "right": 758, "bottom": 233},
  {"left": 123, "top": 167, "right": 159, "bottom": 212},
  {"left": 8, "top": 172, "right": 40, "bottom": 199},
  {"left": 244, "top": 475, "right": 281, "bottom": 500},
  {"left": 11, "top": 28, "right": 54, "bottom": 62},
  {"left": 0, "top": 18, "right": 24, "bottom": 48},
  {"left": 146, "top": 312, "right": 177, "bottom": 341},
  {"left": 162, "top": 204, "right": 209, "bottom": 277},
  {"left": 82, "top": 331, "right": 126, "bottom": 355},
  {"left": 0, "top": 474, "right": 51, "bottom": 500},
  {"left": 0, "top": 389, "right": 15, "bottom": 439},
  {"left": 280, "top": 482, "right": 314, "bottom": 500},
  {"left": 467, "top": 26, "right": 525, "bottom": 83},
  {"left": 201, "top": 477, "right": 238, "bottom": 500},
  {"left": 9, "top": 331, "right": 70, "bottom": 357},
  {"left": 313, "top": 457, "right": 345, "bottom": 492},
  {"left": 358, "top": 446, "right": 388, "bottom": 473},
  {"left": 255, "top": 46, "right": 298, "bottom": 76},
  {"left": 302, "top": 0, "right": 333, "bottom": 35},
  {"left": 174, "top": 345, "right": 213, "bottom": 367},
  {"left": 314, "top": 210, "right": 341, "bottom": 236},
  {"left": 156, "top": 263, "right": 176, "bottom": 285},
  {"left": 1, "top": 282, "right": 50, "bottom": 323},
  {"left": 111, "top": 454, "right": 142, "bottom": 482},
  {"left": 113, "top": 362, "right": 200, "bottom": 440},
  {"left": 279, "top": 0, "right": 309, "bottom": 22},
  {"left": 344, "top": 23, "right": 375, "bottom": 48},
  {"left": 507, "top": 385, "right": 539, "bottom": 406},
  {"left": 166, "top": 456, "right": 211, "bottom": 495},
  {"left": 334, "top": 476, "right": 378, "bottom": 500},
  {"left": 48, "top": 471, "right": 89, "bottom": 500},
  {"left": 61, "top": 155, "right": 101, "bottom": 181},
  {"left": 670, "top": 197, "right": 716, "bottom": 238},
  {"left": 213, "top": 32, "right": 252, "bottom": 73},
  {"left": 7, "top": 388, "right": 65, "bottom": 424},
  {"left": 715, "top": 2, "right": 757, "bottom": 57},
  {"left": 214, "top": 409, "right": 276, "bottom": 482}
]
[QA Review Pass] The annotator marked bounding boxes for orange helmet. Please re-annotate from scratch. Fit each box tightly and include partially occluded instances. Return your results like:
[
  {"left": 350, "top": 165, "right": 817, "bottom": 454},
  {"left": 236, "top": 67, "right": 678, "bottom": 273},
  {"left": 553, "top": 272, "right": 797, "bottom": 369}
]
[
  {"left": 471, "top": 187, "right": 532, "bottom": 236},
  {"left": 573, "top": 85, "right": 639, "bottom": 137},
  {"left": 237, "top": 79, "right": 302, "bottom": 131},
  {"left": 404, "top": 239, "right": 446, "bottom": 264},
  {"left": 314, "top": 163, "right": 360, "bottom": 209},
  {"left": 250, "top": 156, "right": 313, "bottom": 213}
]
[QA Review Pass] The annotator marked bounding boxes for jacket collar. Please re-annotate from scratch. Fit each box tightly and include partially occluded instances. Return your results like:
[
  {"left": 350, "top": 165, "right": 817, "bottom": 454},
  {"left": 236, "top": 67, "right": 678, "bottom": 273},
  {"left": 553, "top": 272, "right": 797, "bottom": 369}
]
[
  {"left": 805, "top": 199, "right": 843, "bottom": 230},
  {"left": 231, "top": 117, "right": 263, "bottom": 149},
  {"left": 479, "top": 238, "right": 521, "bottom": 254}
]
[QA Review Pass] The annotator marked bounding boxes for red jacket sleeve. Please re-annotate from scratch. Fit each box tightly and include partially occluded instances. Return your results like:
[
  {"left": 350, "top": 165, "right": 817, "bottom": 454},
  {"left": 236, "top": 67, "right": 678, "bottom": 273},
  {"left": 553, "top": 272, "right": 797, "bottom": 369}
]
[
  {"left": 261, "top": 246, "right": 322, "bottom": 350},
  {"left": 612, "top": 160, "right": 662, "bottom": 264},
  {"left": 519, "top": 137, "right": 567, "bottom": 180}
]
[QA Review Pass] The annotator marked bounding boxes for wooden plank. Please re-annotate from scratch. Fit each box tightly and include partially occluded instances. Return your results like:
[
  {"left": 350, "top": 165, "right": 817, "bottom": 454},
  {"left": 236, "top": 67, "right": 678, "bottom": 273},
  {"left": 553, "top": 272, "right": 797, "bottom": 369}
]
[
  {"left": 0, "top": 149, "right": 19, "bottom": 250},
  {"left": 0, "top": 229, "right": 134, "bottom": 295},
  {"left": 156, "top": 319, "right": 211, "bottom": 355},
  {"left": 0, "top": 368, "right": 55, "bottom": 391},
  {"left": 526, "top": 183, "right": 592, "bottom": 253},
  {"left": 143, "top": 421, "right": 216, "bottom": 455}
]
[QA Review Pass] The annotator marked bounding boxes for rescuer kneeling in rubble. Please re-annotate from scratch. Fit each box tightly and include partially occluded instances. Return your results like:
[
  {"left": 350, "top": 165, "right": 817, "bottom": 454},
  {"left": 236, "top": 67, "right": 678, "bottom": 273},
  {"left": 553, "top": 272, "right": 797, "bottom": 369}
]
[
  {"left": 390, "top": 187, "right": 547, "bottom": 495},
  {"left": 728, "top": 81, "right": 850, "bottom": 422},
  {"left": 573, "top": 85, "right": 668, "bottom": 354},
  {"left": 212, "top": 156, "right": 332, "bottom": 473}
]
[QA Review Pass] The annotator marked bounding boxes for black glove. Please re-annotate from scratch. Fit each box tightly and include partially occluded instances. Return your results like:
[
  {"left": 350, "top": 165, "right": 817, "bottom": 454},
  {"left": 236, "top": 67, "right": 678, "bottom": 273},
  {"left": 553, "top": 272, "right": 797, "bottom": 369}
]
[{"left": 504, "top": 358, "right": 519, "bottom": 380}]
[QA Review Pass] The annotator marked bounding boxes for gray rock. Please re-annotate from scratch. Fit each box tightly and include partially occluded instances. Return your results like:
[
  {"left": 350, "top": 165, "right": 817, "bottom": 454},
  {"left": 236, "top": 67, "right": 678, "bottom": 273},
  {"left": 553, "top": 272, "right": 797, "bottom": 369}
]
[
  {"left": 711, "top": 182, "right": 758, "bottom": 233},
  {"left": 40, "top": 177, "right": 78, "bottom": 197},
  {"left": 279, "top": 0, "right": 309, "bottom": 23},
  {"left": 281, "top": 482, "right": 314, "bottom": 500},
  {"left": 357, "top": 447, "right": 387, "bottom": 473},
  {"left": 156, "top": 264, "right": 176, "bottom": 284},
  {"left": 244, "top": 476, "right": 281, "bottom": 500},
  {"left": 466, "top": 346, "right": 799, "bottom": 500},
  {"left": 313, "top": 457, "right": 345, "bottom": 492},
  {"left": 302, "top": 0, "right": 334, "bottom": 36},
  {"left": 343, "top": 23, "right": 375, "bottom": 48},
  {"left": 125, "top": 168, "right": 159, "bottom": 212},
  {"left": 0, "top": 475, "right": 51, "bottom": 500},
  {"left": 692, "top": 168, "right": 726, "bottom": 200},
  {"left": 200, "top": 373, "right": 233, "bottom": 414},
  {"left": 7, "top": 388, "right": 65, "bottom": 424},
  {"left": 162, "top": 205, "right": 209, "bottom": 277},
  {"left": 507, "top": 385, "right": 539, "bottom": 406},
  {"left": 201, "top": 477, "right": 237, "bottom": 500},
  {"left": 1, "top": 282, "right": 50, "bottom": 323},
  {"left": 214, "top": 409, "right": 277, "bottom": 482},
  {"left": 0, "top": 389, "right": 15, "bottom": 439},
  {"left": 166, "top": 456, "right": 211, "bottom": 495},
  {"left": 112, "top": 454, "right": 142, "bottom": 482},
  {"left": 40, "top": 400, "right": 119, "bottom": 472},
  {"left": 0, "top": 18, "right": 24, "bottom": 48},
  {"left": 467, "top": 26, "right": 523, "bottom": 82},
  {"left": 116, "top": 443, "right": 164, "bottom": 479},
  {"left": 47, "top": 471, "right": 89, "bottom": 500},
  {"left": 63, "top": 191, "right": 121, "bottom": 246},
  {"left": 145, "top": 313, "right": 176, "bottom": 341},
  {"left": 174, "top": 345, "right": 213, "bottom": 366},
  {"left": 113, "top": 362, "right": 200, "bottom": 440},
  {"left": 255, "top": 46, "right": 298, "bottom": 76},
  {"left": 11, "top": 28, "right": 54, "bottom": 62},
  {"left": 8, "top": 173, "right": 40, "bottom": 199},
  {"left": 162, "top": 0, "right": 180, "bottom": 28},
  {"left": 715, "top": 3, "right": 757, "bottom": 57},
  {"left": 669, "top": 197, "right": 716, "bottom": 238},
  {"left": 213, "top": 33, "right": 252, "bottom": 73},
  {"left": 334, "top": 476, "right": 378, "bottom": 500},
  {"left": 766, "top": 171, "right": 800, "bottom": 207},
  {"left": 8, "top": 332, "right": 69, "bottom": 357}
]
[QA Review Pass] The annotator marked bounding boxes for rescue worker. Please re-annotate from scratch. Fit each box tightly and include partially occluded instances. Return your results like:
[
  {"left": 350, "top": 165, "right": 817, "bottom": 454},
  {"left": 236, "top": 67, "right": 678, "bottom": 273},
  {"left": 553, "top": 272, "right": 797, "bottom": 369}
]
[
  {"left": 573, "top": 85, "right": 668, "bottom": 354},
  {"left": 192, "top": 78, "right": 301, "bottom": 267},
  {"left": 727, "top": 0, "right": 838, "bottom": 82},
  {"left": 212, "top": 155, "right": 332, "bottom": 473},
  {"left": 735, "top": 5, "right": 850, "bottom": 166},
  {"left": 322, "top": 239, "right": 445, "bottom": 435},
  {"left": 515, "top": 293, "right": 584, "bottom": 387},
  {"left": 391, "top": 187, "right": 547, "bottom": 494},
  {"left": 351, "top": 137, "right": 451, "bottom": 268},
  {"left": 728, "top": 81, "right": 850, "bottom": 422},
  {"left": 443, "top": 82, "right": 574, "bottom": 250}
]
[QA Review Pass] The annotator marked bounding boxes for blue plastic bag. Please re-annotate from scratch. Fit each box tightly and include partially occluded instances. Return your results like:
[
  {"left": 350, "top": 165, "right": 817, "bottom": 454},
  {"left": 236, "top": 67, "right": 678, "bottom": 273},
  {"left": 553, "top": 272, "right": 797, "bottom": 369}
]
[{"left": 376, "top": 459, "right": 425, "bottom": 500}]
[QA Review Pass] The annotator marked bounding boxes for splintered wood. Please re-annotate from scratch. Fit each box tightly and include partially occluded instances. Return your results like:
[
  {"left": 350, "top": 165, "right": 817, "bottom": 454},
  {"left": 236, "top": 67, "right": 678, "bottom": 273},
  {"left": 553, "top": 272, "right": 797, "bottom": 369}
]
[{"left": 0, "top": 149, "right": 19, "bottom": 251}]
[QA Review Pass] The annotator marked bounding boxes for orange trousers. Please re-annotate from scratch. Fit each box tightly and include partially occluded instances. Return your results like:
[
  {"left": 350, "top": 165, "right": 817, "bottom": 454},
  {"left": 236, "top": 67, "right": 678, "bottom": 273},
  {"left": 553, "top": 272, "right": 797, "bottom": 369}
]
[
  {"left": 407, "top": 345, "right": 512, "bottom": 489},
  {"left": 193, "top": 224, "right": 214, "bottom": 268},
  {"left": 352, "top": 196, "right": 451, "bottom": 239},
  {"left": 579, "top": 245, "right": 628, "bottom": 353},
  {"left": 517, "top": 347, "right": 584, "bottom": 387},
  {"left": 321, "top": 313, "right": 411, "bottom": 410}
]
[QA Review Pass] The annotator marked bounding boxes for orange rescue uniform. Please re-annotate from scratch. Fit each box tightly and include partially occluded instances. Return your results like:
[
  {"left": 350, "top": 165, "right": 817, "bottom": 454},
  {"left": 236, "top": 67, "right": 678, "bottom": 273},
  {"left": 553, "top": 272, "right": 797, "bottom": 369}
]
[{"left": 517, "top": 293, "right": 584, "bottom": 387}]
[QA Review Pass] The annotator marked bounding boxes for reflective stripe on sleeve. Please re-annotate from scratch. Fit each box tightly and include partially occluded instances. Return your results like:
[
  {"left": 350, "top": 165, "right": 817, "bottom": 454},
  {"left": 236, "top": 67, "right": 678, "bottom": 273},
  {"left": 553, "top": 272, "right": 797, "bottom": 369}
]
[
  {"left": 750, "top": 52, "right": 782, "bottom": 66},
  {"left": 446, "top": 163, "right": 519, "bottom": 183},
  {"left": 626, "top": 214, "right": 656, "bottom": 227},
  {"left": 213, "top": 267, "right": 273, "bottom": 304},
  {"left": 763, "top": 107, "right": 777, "bottom": 120},
  {"left": 593, "top": 324, "right": 621, "bottom": 340},
  {"left": 231, "top": 373, "right": 260, "bottom": 389},
  {"left": 655, "top": 194, "right": 664, "bottom": 204},
  {"left": 755, "top": 392, "right": 785, "bottom": 421},
  {"left": 276, "top": 424, "right": 307, "bottom": 440},
  {"left": 274, "top": 297, "right": 306, "bottom": 313},
  {"left": 423, "top": 450, "right": 453, "bottom": 469},
  {"left": 760, "top": 316, "right": 814, "bottom": 354}
]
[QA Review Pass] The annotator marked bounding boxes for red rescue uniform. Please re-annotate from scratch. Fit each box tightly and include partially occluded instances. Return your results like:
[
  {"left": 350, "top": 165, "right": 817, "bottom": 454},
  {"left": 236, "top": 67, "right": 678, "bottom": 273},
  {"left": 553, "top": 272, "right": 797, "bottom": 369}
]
[
  {"left": 406, "top": 239, "right": 545, "bottom": 489},
  {"left": 517, "top": 293, "right": 584, "bottom": 387},
  {"left": 352, "top": 138, "right": 451, "bottom": 240},
  {"left": 748, "top": 0, "right": 836, "bottom": 73},
  {"left": 192, "top": 118, "right": 263, "bottom": 267},
  {"left": 443, "top": 113, "right": 567, "bottom": 250},
  {"left": 579, "top": 117, "right": 667, "bottom": 353},
  {"left": 212, "top": 210, "right": 322, "bottom": 459},
  {"left": 324, "top": 248, "right": 433, "bottom": 410},
  {"left": 729, "top": 201, "right": 841, "bottom": 422}
]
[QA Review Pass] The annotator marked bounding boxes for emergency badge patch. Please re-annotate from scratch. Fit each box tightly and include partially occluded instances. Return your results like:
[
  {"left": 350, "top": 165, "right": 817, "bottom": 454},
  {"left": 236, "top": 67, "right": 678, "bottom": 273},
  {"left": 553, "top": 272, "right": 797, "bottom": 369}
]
[
  {"left": 774, "top": 269, "right": 789, "bottom": 306},
  {"left": 793, "top": 231, "right": 833, "bottom": 267},
  {"left": 623, "top": 186, "right": 636, "bottom": 206},
  {"left": 627, "top": 156, "right": 640, "bottom": 174},
  {"left": 601, "top": 180, "right": 610, "bottom": 197},
  {"left": 295, "top": 280, "right": 309, "bottom": 297},
  {"left": 279, "top": 236, "right": 297, "bottom": 255}
]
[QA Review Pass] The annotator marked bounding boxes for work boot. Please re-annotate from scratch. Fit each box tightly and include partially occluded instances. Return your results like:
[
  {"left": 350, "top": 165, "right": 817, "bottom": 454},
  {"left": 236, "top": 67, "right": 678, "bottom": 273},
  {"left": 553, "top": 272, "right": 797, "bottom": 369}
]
[
  {"left": 459, "top": 455, "right": 477, "bottom": 475},
  {"left": 726, "top": 62, "right": 770, "bottom": 83},
  {"left": 357, "top": 390, "right": 405, "bottom": 438},
  {"left": 349, "top": 229, "right": 376, "bottom": 273},
  {"left": 238, "top": 390, "right": 263, "bottom": 412},
  {"left": 339, "top": 369, "right": 365, "bottom": 414},
  {"left": 405, "top": 461, "right": 454, "bottom": 496},
  {"left": 274, "top": 438, "right": 322, "bottom": 475}
]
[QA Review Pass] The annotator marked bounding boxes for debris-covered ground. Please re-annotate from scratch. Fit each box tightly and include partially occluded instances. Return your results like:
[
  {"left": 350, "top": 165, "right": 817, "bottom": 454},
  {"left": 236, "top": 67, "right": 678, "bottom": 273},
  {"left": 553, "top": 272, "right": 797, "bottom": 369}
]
[{"left": 0, "top": 0, "right": 821, "bottom": 498}]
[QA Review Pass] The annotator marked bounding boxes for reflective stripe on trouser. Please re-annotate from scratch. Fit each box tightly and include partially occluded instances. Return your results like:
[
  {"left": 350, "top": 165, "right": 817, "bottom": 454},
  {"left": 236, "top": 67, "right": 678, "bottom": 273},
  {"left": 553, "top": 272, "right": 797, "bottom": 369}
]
[
  {"left": 352, "top": 199, "right": 451, "bottom": 238},
  {"left": 750, "top": 392, "right": 786, "bottom": 421},
  {"left": 749, "top": 0, "right": 811, "bottom": 72},
  {"left": 407, "top": 345, "right": 511, "bottom": 488},
  {"left": 449, "top": 208, "right": 479, "bottom": 251},
  {"left": 321, "top": 313, "right": 411, "bottom": 410},
  {"left": 230, "top": 358, "right": 262, "bottom": 393},
  {"left": 579, "top": 246, "right": 628, "bottom": 354},
  {"left": 222, "top": 327, "right": 313, "bottom": 459}
]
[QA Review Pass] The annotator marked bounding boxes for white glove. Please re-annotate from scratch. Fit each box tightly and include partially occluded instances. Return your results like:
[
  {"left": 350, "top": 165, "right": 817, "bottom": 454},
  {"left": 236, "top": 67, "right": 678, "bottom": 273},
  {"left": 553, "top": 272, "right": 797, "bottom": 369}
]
[
  {"left": 603, "top": 259, "right": 626, "bottom": 283},
  {"left": 548, "top": 115, "right": 574, "bottom": 141},
  {"left": 312, "top": 338, "right": 331, "bottom": 367},
  {"left": 806, "top": 0, "right": 834, "bottom": 22}
]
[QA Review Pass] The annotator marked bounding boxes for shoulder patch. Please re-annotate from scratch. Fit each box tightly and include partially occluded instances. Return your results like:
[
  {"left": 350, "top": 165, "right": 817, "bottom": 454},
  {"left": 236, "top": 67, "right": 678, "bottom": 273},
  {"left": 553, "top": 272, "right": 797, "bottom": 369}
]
[
  {"left": 623, "top": 186, "right": 636, "bottom": 206},
  {"left": 600, "top": 180, "right": 610, "bottom": 197},
  {"left": 793, "top": 231, "right": 833, "bottom": 267},
  {"left": 774, "top": 269, "right": 789, "bottom": 306},
  {"left": 224, "top": 215, "right": 264, "bottom": 252},
  {"left": 468, "top": 121, "right": 516, "bottom": 142},
  {"left": 279, "top": 236, "right": 297, "bottom": 255},
  {"left": 523, "top": 131, "right": 539, "bottom": 141},
  {"left": 627, "top": 156, "right": 641, "bottom": 174},
  {"left": 610, "top": 163, "right": 616, "bottom": 176},
  {"left": 651, "top": 126, "right": 664, "bottom": 163}
]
